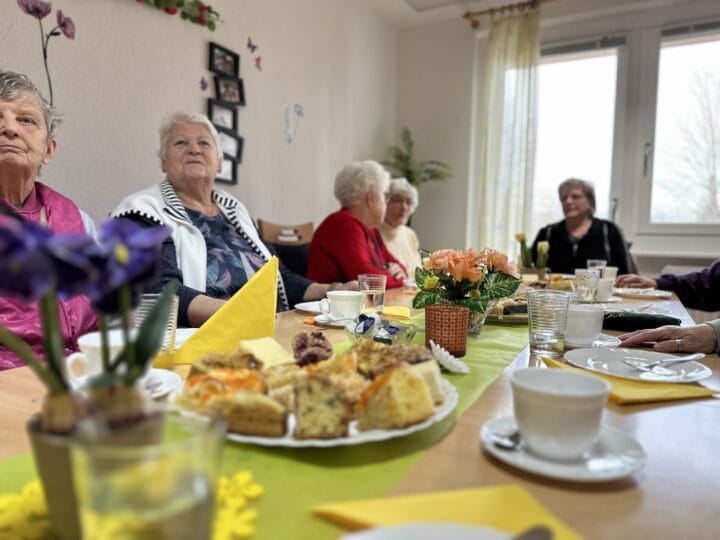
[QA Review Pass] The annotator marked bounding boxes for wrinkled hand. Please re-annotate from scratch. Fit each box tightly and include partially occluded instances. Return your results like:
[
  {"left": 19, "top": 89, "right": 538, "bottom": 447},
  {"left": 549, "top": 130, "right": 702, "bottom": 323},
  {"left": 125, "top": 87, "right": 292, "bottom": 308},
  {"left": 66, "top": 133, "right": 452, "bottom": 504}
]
[
  {"left": 614, "top": 274, "right": 657, "bottom": 288},
  {"left": 338, "top": 280, "right": 359, "bottom": 291},
  {"left": 386, "top": 262, "right": 407, "bottom": 280},
  {"left": 619, "top": 324, "right": 717, "bottom": 353}
]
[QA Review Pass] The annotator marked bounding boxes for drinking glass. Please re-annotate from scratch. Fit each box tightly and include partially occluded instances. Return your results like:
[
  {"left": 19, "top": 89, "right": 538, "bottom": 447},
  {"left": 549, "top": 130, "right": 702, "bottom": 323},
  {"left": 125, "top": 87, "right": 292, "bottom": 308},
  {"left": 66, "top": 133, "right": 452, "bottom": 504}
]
[
  {"left": 527, "top": 290, "right": 571, "bottom": 360},
  {"left": 358, "top": 274, "right": 387, "bottom": 313},
  {"left": 132, "top": 293, "right": 179, "bottom": 368},
  {"left": 574, "top": 268, "right": 601, "bottom": 303},
  {"left": 587, "top": 259, "right": 607, "bottom": 269},
  {"left": 72, "top": 408, "right": 226, "bottom": 540}
]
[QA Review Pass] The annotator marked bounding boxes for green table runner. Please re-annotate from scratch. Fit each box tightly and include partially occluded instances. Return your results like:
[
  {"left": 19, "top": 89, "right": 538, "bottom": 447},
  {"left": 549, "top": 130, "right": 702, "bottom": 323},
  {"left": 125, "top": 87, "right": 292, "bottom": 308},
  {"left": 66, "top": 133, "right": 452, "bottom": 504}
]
[{"left": 0, "top": 323, "right": 528, "bottom": 539}]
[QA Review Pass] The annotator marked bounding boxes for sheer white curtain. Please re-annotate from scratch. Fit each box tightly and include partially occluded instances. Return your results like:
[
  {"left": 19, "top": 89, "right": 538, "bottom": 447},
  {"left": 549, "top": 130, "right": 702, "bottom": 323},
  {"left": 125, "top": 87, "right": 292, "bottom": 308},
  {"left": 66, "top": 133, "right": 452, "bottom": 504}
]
[{"left": 476, "top": 8, "right": 540, "bottom": 257}]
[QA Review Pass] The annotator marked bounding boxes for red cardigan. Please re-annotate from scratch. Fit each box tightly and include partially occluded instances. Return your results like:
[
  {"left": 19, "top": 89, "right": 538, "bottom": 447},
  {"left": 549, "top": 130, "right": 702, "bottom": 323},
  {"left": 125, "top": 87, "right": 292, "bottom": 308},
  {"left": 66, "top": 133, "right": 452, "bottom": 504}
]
[{"left": 306, "top": 208, "right": 405, "bottom": 287}]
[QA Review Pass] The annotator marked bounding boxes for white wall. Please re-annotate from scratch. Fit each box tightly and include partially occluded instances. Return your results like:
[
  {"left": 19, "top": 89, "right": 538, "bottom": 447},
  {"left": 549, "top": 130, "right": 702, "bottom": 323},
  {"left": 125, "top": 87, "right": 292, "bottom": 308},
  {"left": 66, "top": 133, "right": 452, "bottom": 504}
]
[
  {"left": 0, "top": 0, "right": 398, "bottom": 226},
  {"left": 396, "top": 18, "right": 478, "bottom": 252}
]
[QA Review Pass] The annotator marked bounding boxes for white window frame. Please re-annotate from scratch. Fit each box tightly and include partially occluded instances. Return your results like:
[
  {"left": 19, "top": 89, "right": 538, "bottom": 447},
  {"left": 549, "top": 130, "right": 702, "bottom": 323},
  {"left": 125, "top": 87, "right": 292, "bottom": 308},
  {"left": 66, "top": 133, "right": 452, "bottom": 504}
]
[{"left": 538, "top": 5, "right": 720, "bottom": 259}]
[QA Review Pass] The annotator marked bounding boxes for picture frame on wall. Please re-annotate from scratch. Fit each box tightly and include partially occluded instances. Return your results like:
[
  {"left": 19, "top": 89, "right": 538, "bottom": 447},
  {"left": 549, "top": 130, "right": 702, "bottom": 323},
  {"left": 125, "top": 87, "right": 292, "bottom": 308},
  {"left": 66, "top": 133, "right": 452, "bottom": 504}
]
[
  {"left": 216, "top": 156, "right": 238, "bottom": 185},
  {"left": 207, "top": 99, "right": 237, "bottom": 131},
  {"left": 216, "top": 126, "right": 244, "bottom": 163},
  {"left": 214, "top": 75, "right": 245, "bottom": 106},
  {"left": 209, "top": 42, "right": 240, "bottom": 77}
]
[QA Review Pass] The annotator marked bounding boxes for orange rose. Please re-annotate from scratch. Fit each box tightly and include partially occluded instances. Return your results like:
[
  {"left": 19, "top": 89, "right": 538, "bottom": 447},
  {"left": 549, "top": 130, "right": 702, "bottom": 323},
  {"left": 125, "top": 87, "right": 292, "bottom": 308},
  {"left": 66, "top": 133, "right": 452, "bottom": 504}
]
[{"left": 484, "top": 248, "right": 519, "bottom": 277}]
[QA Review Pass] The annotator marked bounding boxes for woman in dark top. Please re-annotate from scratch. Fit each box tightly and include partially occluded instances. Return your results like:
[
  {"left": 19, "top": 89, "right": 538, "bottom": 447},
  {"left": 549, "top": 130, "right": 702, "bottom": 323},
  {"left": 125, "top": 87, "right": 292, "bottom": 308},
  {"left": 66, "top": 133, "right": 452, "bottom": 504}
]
[{"left": 531, "top": 178, "right": 632, "bottom": 275}]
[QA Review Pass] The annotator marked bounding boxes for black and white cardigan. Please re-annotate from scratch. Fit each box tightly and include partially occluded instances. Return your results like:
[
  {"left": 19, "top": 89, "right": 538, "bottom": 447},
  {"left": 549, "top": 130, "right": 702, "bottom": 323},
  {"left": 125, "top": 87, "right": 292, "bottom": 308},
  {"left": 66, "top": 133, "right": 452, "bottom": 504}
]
[{"left": 111, "top": 179, "right": 290, "bottom": 311}]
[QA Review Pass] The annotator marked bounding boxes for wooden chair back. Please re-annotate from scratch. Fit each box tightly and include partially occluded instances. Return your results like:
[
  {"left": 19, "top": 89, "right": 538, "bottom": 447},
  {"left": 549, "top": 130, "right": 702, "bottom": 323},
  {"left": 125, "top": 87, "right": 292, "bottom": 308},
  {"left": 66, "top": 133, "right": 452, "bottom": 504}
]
[{"left": 257, "top": 219, "right": 314, "bottom": 246}]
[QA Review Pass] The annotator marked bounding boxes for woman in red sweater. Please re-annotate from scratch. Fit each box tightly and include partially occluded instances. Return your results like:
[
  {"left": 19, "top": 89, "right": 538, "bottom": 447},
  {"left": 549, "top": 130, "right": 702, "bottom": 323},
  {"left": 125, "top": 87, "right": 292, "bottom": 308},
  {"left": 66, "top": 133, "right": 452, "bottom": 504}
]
[{"left": 307, "top": 161, "right": 407, "bottom": 287}]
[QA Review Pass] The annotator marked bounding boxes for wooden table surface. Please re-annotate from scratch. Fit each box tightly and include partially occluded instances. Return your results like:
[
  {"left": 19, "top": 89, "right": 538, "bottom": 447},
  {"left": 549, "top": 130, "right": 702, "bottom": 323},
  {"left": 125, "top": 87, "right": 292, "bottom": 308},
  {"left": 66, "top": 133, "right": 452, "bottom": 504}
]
[{"left": 1, "top": 289, "right": 719, "bottom": 539}]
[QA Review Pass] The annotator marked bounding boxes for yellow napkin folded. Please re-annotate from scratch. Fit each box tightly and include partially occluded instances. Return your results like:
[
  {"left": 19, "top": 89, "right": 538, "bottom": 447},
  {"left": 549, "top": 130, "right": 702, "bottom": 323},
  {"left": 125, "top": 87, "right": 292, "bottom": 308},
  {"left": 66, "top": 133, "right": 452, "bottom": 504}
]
[
  {"left": 382, "top": 306, "right": 410, "bottom": 320},
  {"left": 313, "top": 484, "right": 580, "bottom": 539},
  {"left": 543, "top": 357, "right": 718, "bottom": 404},
  {"left": 173, "top": 257, "right": 279, "bottom": 364}
]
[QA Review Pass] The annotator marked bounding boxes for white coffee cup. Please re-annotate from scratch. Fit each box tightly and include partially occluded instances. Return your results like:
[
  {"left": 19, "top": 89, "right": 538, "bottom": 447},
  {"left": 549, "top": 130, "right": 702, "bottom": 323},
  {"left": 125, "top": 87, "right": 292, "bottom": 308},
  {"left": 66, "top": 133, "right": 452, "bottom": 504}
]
[
  {"left": 511, "top": 368, "right": 610, "bottom": 461},
  {"left": 63, "top": 329, "right": 129, "bottom": 387},
  {"left": 319, "top": 290, "right": 364, "bottom": 321},
  {"left": 603, "top": 266, "right": 618, "bottom": 280},
  {"left": 565, "top": 304, "right": 604, "bottom": 346},
  {"left": 596, "top": 278, "right": 615, "bottom": 302}
]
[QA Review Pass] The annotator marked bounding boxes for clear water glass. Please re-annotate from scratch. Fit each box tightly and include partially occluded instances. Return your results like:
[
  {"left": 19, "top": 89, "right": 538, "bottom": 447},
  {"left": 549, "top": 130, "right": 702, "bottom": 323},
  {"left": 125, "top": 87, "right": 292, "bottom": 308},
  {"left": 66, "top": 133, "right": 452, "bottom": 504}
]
[
  {"left": 358, "top": 274, "right": 387, "bottom": 313},
  {"left": 527, "top": 290, "right": 571, "bottom": 360},
  {"left": 72, "top": 408, "right": 226, "bottom": 540},
  {"left": 574, "top": 268, "right": 601, "bottom": 303}
]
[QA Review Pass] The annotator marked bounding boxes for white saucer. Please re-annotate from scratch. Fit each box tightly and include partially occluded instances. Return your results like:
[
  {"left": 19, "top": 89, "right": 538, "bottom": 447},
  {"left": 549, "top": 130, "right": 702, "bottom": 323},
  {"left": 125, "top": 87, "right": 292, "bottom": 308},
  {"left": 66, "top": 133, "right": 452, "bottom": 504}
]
[
  {"left": 342, "top": 523, "right": 509, "bottom": 540},
  {"left": 595, "top": 295, "right": 622, "bottom": 303},
  {"left": 565, "top": 333, "right": 621, "bottom": 349},
  {"left": 294, "top": 301, "right": 322, "bottom": 314},
  {"left": 480, "top": 416, "right": 647, "bottom": 482},
  {"left": 313, "top": 314, "right": 350, "bottom": 328},
  {"left": 564, "top": 347, "right": 712, "bottom": 383},
  {"left": 142, "top": 368, "right": 183, "bottom": 399}
]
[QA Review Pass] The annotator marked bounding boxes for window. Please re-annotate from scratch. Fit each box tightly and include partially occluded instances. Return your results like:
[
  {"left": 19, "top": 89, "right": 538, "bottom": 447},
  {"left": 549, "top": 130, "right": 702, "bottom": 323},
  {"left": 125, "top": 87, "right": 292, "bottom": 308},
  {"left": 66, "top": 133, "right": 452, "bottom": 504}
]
[
  {"left": 650, "top": 33, "right": 720, "bottom": 224},
  {"left": 530, "top": 45, "right": 619, "bottom": 239}
]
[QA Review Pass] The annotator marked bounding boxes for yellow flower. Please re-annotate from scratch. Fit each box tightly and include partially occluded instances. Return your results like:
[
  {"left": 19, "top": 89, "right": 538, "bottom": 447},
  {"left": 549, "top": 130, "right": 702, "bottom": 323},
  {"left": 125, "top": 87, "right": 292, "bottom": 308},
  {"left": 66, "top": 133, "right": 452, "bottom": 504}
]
[
  {"left": 423, "top": 276, "right": 440, "bottom": 290},
  {"left": 515, "top": 232, "right": 526, "bottom": 243},
  {"left": 537, "top": 241, "right": 549, "bottom": 255}
]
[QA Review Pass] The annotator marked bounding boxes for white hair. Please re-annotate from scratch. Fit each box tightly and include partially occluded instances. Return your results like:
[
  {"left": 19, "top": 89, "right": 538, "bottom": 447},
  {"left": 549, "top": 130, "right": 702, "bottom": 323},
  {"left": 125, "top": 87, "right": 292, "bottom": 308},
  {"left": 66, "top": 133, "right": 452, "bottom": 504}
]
[
  {"left": 0, "top": 71, "right": 59, "bottom": 138},
  {"left": 158, "top": 112, "right": 222, "bottom": 161},
  {"left": 388, "top": 177, "right": 419, "bottom": 210},
  {"left": 334, "top": 160, "right": 390, "bottom": 207}
]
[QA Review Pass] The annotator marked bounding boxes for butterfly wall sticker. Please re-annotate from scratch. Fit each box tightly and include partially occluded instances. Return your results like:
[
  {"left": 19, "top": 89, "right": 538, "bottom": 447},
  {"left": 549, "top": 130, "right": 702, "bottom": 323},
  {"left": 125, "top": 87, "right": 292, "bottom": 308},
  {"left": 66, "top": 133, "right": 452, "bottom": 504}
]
[
  {"left": 200, "top": 77, "right": 208, "bottom": 91},
  {"left": 255, "top": 56, "right": 262, "bottom": 71},
  {"left": 247, "top": 37, "right": 258, "bottom": 53}
]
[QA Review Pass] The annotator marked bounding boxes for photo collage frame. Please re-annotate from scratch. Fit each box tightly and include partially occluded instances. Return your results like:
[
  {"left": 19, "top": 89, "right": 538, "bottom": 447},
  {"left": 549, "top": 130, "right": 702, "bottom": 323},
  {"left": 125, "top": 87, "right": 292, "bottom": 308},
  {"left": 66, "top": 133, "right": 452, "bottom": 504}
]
[{"left": 208, "top": 42, "right": 245, "bottom": 184}]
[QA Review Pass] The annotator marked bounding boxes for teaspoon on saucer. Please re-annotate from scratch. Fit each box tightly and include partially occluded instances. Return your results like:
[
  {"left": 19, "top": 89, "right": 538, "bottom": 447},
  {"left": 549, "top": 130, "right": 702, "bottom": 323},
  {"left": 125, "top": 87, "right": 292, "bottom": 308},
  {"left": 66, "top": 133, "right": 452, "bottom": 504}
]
[{"left": 488, "top": 430, "right": 522, "bottom": 451}]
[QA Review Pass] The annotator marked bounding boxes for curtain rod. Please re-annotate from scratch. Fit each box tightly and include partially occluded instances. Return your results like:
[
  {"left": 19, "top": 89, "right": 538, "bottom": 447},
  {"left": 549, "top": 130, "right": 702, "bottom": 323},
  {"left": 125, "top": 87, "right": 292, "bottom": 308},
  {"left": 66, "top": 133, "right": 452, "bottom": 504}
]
[{"left": 463, "top": 0, "right": 548, "bottom": 29}]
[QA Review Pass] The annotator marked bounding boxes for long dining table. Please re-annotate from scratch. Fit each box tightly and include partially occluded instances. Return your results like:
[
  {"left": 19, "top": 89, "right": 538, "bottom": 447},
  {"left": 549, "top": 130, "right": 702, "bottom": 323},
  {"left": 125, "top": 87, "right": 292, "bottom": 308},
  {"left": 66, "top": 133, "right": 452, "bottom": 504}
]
[{"left": 0, "top": 287, "right": 719, "bottom": 539}]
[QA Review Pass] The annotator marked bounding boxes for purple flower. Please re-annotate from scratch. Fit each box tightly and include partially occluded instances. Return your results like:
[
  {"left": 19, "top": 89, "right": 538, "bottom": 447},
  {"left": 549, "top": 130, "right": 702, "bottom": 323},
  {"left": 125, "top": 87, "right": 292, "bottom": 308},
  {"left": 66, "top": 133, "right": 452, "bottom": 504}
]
[
  {"left": 0, "top": 218, "right": 54, "bottom": 300},
  {"left": 89, "top": 219, "right": 170, "bottom": 314},
  {"left": 56, "top": 9, "right": 75, "bottom": 39},
  {"left": 0, "top": 219, "right": 98, "bottom": 301},
  {"left": 17, "top": 0, "right": 52, "bottom": 20}
]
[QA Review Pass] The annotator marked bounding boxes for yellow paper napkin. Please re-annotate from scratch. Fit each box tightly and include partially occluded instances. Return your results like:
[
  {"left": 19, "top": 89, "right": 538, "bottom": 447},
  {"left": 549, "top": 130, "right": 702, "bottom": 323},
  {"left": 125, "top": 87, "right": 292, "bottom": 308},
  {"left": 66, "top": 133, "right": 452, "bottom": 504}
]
[
  {"left": 173, "top": 257, "right": 279, "bottom": 364},
  {"left": 313, "top": 484, "right": 580, "bottom": 539},
  {"left": 382, "top": 306, "right": 410, "bottom": 320},
  {"left": 542, "top": 357, "right": 718, "bottom": 404}
]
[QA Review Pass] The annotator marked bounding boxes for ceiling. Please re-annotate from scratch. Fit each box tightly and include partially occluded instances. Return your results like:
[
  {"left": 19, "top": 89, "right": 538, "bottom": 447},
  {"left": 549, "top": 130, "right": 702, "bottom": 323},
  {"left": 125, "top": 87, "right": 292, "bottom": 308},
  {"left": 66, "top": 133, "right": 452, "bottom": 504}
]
[{"left": 364, "top": 0, "right": 702, "bottom": 29}]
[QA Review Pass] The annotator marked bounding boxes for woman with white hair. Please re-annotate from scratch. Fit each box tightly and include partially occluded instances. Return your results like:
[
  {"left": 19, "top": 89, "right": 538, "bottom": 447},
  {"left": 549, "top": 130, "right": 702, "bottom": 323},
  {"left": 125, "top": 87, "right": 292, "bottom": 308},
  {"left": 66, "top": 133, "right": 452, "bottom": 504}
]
[
  {"left": 112, "top": 112, "right": 354, "bottom": 327},
  {"left": 307, "top": 160, "right": 407, "bottom": 287},
  {"left": 380, "top": 178, "right": 422, "bottom": 274}
]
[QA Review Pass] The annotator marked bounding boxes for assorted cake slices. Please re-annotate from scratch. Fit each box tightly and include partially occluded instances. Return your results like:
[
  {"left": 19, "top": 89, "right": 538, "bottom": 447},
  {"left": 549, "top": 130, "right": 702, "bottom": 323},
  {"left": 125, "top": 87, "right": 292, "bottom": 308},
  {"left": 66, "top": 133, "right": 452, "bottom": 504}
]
[{"left": 177, "top": 331, "right": 448, "bottom": 440}]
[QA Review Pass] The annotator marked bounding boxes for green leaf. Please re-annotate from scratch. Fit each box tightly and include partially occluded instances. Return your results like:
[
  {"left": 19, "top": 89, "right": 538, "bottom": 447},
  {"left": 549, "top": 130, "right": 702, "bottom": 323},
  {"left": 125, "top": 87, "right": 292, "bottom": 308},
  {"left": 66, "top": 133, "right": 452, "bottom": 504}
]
[{"left": 483, "top": 272, "right": 521, "bottom": 299}]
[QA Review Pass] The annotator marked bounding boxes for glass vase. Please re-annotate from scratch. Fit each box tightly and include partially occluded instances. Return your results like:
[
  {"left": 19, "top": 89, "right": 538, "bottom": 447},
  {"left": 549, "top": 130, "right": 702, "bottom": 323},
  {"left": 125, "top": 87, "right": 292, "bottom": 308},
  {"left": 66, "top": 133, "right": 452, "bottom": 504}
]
[{"left": 467, "top": 300, "right": 497, "bottom": 337}]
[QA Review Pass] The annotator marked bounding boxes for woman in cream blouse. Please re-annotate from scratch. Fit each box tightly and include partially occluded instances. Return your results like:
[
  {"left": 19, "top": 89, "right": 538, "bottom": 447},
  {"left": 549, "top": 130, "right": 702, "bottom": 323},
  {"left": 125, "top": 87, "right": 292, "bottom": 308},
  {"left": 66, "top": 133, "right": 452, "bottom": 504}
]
[{"left": 380, "top": 178, "right": 422, "bottom": 275}]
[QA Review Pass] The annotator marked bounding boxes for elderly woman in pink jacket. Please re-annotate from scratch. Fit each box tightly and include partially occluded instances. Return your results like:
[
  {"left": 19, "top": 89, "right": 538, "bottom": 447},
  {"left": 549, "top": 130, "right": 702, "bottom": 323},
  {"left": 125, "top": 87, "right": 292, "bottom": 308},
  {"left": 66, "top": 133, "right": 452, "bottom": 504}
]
[{"left": 0, "top": 71, "right": 97, "bottom": 370}]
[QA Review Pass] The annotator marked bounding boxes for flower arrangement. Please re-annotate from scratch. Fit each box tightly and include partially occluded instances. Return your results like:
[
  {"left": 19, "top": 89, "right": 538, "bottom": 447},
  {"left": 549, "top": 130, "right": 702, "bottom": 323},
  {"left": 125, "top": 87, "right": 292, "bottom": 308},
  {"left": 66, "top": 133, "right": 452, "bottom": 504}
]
[
  {"left": 0, "top": 209, "right": 174, "bottom": 434},
  {"left": 17, "top": 0, "right": 75, "bottom": 106},
  {"left": 413, "top": 248, "right": 521, "bottom": 315},
  {"left": 516, "top": 233, "right": 549, "bottom": 270},
  {"left": 135, "top": 0, "right": 221, "bottom": 31}
]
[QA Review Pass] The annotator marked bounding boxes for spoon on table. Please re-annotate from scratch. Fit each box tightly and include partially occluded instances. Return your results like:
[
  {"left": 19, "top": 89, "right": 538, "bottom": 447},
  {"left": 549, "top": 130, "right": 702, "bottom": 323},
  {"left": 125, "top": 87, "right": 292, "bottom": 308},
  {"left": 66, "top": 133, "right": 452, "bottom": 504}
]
[
  {"left": 621, "top": 353, "right": 704, "bottom": 372},
  {"left": 488, "top": 429, "right": 522, "bottom": 451}
]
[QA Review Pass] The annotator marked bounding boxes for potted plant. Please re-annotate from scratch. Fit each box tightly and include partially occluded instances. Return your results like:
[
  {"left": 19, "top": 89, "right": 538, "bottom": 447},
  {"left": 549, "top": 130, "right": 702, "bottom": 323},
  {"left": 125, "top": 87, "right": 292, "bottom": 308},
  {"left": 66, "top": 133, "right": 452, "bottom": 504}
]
[
  {"left": 0, "top": 211, "right": 174, "bottom": 539},
  {"left": 515, "top": 233, "right": 549, "bottom": 280},
  {"left": 413, "top": 248, "right": 521, "bottom": 342},
  {"left": 382, "top": 127, "right": 452, "bottom": 186}
]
